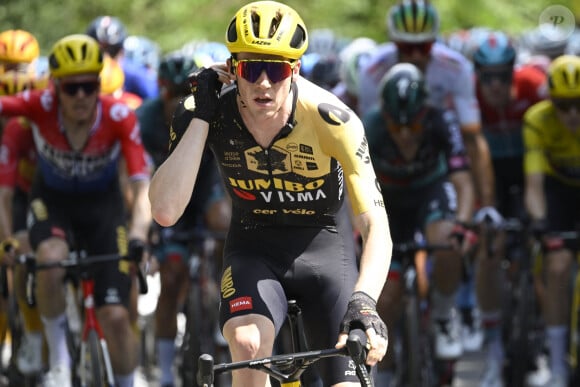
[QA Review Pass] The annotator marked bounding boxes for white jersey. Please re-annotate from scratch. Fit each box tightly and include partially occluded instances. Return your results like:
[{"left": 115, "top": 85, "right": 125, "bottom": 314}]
[{"left": 358, "top": 41, "right": 481, "bottom": 127}]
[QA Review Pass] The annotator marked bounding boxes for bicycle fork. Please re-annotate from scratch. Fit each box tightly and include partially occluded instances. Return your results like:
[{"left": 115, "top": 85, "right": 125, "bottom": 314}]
[
  {"left": 570, "top": 268, "right": 580, "bottom": 371},
  {"left": 80, "top": 279, "right": 115, "bottom": 387}
]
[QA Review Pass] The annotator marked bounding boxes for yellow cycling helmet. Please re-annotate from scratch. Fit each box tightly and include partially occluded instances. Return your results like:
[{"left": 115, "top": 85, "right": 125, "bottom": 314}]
[
  {"left": 548, "top": 55, "right": 580, "bottom": 98},
  {"left": 49, "top": 34, "right": 104, "bottom": 79},
  {"left": 0, "top": 70, "right": 35, "bottom": 95},
  {"left": 0, "top": 29, "right": 40, "bottom": 64},
  {"left": 225, "top": 1, "right": 308, "bottom": 60},
  {"left": 100, "top": 55, "right": 125, "bottom": 95}
]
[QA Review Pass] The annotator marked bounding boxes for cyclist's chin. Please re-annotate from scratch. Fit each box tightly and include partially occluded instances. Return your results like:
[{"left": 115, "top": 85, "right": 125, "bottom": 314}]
[{"left": 561, "top": 117, "right": 580, "bottom": 132}]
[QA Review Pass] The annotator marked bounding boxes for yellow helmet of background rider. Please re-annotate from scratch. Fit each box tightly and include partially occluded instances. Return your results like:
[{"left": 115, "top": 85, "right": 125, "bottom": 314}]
[
  {"left": 0, "top": 29, "right": 40, "bottom": 64},
  {"left": 100, "top": 55, "right": 125, "bottom": 95},
  {"left": 48, "top": 34, "right": 104, "bottom": 79},
  {"left": 225, "top": 1, "right": 308, "bottom": 60},
  {"left": 0, "top": 71, "right": 35, "bottom": 96},
  {"left": 548, "top": 55, "right": 580, "bottom": 98}
]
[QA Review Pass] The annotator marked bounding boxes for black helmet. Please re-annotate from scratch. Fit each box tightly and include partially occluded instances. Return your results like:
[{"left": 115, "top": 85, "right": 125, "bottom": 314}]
[
  {"left": 86, "top": 16, "right": 127, "bottom": 57},
  {"left": 309, "top": 55, "right": 341, "bottom": 90},
  {"left": 380, "top": 62, "right": 428, "bottom": 125},
  {"left": 158, "top": 51, "right": 208, "bottom": 95}
]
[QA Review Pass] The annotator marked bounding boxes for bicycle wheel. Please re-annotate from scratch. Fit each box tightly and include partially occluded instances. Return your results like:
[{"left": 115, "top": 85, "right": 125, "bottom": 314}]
[
  {"left": 80, "top": 329, "right": 112, "bottom": 387},
  {"left": 180, "top": 280, "right": 213, "bottom": 387},
  {"left": 569, "top": 271, "right": 580, "bottom": 385},
  {"left": 402, "top": 294, "right": 422, "bottom": 386},
  {"left": 507, "top": 272, "right": 534, "bottom": 387},
  {"left": 402, "top": 295, "right": 436, "bottom": 387}
]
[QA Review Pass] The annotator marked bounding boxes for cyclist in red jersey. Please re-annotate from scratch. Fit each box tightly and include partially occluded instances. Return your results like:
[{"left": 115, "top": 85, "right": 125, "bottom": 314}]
[
  {"left": 0, "top": 28, "right": 46, "bottom": 378},
  {"left": 471, "top": 31, "right": 547, "bottom": 387},
  {"left": 0, "top": 34, "right": 151, "bottom": 387}
]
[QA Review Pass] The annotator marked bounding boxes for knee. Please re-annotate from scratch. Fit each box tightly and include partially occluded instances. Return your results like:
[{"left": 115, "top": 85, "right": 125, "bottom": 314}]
[
  {"left": 99, "top": 305, "right": 131, "bottom": 336},
  {"left": 159, "top": 262, "right": 185, "bottom": 298},
  {"left": 545, "top": 251, "right": 572, "bottom": 283},
  {"left": 224, "top": 319, "right": 275, "bottom": 360},
  {"left": 230, "top": 325, "right": 262, "bottom": 359},
  {"left": 36, "top": 237, "right": 68, "bottom": 264}
]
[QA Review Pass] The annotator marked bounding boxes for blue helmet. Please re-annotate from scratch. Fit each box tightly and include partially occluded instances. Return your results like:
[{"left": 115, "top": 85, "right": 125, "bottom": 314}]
[{"left": 472, "top": 31, "right": 516, "bottom": 68}]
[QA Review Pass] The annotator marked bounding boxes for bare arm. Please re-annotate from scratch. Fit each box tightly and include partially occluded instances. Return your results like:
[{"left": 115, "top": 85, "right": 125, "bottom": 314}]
[
  {"left": 449, "top": 169, "right": 475, "bottom": 224},
  {"left": 128, "top": 179, "right": 152, "bottom": 241},
  {"left": 524, "top": 173, "right": 546, "bottom": 220},
  {"left": 353, "top": 207, "right": 391, "bottom": 302},
  {"left": 0, "top": 187, "right": 14, "bottom": 241},
  {"left": 149, "top": 118, "right": 209, "bottom": 227},
  {"left": 462, "top": 128, "right": 495, "bottom": 207}
]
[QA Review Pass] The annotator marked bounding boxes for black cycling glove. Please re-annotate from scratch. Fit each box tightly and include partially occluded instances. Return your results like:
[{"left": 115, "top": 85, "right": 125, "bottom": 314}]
[
  {"left": 529, "top": 218, "right": 549, "bottom": 239},
  {"left": 340, "top": 291, "right": 388, "bottom": 339},
  {"left": 128, "top": 238, "right": 146, "bottom": 262},
  {"left": 188, "top": 67, "right": 222, "bottom": 124}
]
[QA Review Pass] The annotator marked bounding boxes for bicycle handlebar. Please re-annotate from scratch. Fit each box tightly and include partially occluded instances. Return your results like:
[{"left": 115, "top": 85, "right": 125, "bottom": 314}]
[
  {"left": 197, "top": 328, "right": 373, "bottom": 387},
  {"left": 21, "top": 250, "right": 149, "bottom": 307},
  {"left": 393, "top": 242, "right": 454, "bottom": 255}
]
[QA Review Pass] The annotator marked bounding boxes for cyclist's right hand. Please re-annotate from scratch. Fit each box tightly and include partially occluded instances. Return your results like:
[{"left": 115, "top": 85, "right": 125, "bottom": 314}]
[
  {"left": 0, "top": 237, "right": 19, "bottom": 265},
  {"left": 188, "top": 67, "right": 222, "bottom": 124},
  {"left": 128, "top": 238, "right": 146, "bottom": 262}
]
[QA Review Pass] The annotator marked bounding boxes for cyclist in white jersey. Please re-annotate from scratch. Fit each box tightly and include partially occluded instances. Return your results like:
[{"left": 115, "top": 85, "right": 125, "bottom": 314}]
[
  {"left": 358, "top": 38, "right": 479, "bottom": 127},
  {"left": 359, "top": 0, "right": 501, "bottom": 366}
]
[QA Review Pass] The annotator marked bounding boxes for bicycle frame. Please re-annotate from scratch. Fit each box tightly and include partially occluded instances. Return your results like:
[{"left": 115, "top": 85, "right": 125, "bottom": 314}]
[{"left": 78, "top": 277, "right": 115, "bottom": 387}]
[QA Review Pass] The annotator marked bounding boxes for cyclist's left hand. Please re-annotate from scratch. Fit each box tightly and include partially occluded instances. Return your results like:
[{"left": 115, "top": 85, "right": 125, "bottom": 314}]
[
  {"left": 336, "top": 291, "right": 388, "bottom": 365},
  {"left": 473, "top": 206, "right": 504, "bottom": 228},
  {"left": 449, "top": 222, "right": 478, "bottom": 255}
]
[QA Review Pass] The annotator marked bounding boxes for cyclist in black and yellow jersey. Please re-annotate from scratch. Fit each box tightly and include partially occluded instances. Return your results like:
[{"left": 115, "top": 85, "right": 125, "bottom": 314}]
[
  {"left": 149, "top": 2, "right": 391, "bottom": 386},
  {"left": 523, "top": 54, "right": 580, "bottom": 387}
]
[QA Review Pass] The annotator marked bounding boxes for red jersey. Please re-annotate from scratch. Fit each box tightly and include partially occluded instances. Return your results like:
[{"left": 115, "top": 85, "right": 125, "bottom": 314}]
[
  {"left": 109, "top": 90, "right": 143, "bottom": 111},
  {"left": 477, "top": 65, "right": 547, "bottom": 158},
  {"left": 0, "top": 116, "right": 36, "bottom": 193},
  {"left": 0, "top": 89, "right": 149, "bottom": 193}
]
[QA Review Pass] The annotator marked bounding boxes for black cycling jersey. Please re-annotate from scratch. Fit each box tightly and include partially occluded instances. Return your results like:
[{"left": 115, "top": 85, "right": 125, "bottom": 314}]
[
  {"left": 171, "top": 77, "right": 384, "bottom": 230},
  {"left": 363, "top": 107, "right": 470, "bottom": 191}
]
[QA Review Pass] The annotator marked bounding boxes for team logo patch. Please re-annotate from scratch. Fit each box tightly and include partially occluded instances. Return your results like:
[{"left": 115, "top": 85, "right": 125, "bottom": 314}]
[
  {"left": 230, "top": 296, "right": 253, "bottom": 313},
  {"left": 317, "top": 103, "right": 351, "bottom": 126}
]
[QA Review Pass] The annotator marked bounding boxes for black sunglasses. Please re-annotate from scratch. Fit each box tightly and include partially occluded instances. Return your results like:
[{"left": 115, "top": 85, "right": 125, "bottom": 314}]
[
  {"left": 396, "top": 41, "right": 434, "bottom": 56},
  {"left": 552, "top": 98, "right": 580, "bottom": 113},
  {"left": 478, "top": 71, "right": 513, "bottom": 85},
  {"left": 60, "top": 81, "right": 100, "bottom": 96}
]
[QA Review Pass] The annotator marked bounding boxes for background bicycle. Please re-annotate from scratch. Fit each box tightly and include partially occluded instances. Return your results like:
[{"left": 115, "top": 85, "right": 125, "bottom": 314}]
[
  {"left": 0, "top": 242, "right": 44, "bottom": 387},
  {"left": 24, "top": 248, "right": 148, "bottom": 387},
  {"left": 391, "top": 240, "right": 454, "bottom": 387}
]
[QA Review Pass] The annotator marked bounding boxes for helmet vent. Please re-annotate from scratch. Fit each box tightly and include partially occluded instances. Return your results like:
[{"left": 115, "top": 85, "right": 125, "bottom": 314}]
[
  {"left": 66, "top": 46, "right": 76, "bottom": 61},
  {"left": 227, "top": 19, "right": 238, "bottom": 43},
  {"left": 290, "top": 26, "right": 306, "bottom": 50},
  {"left": 409, "top": 3, "right": 427, "bottom": 32}
]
